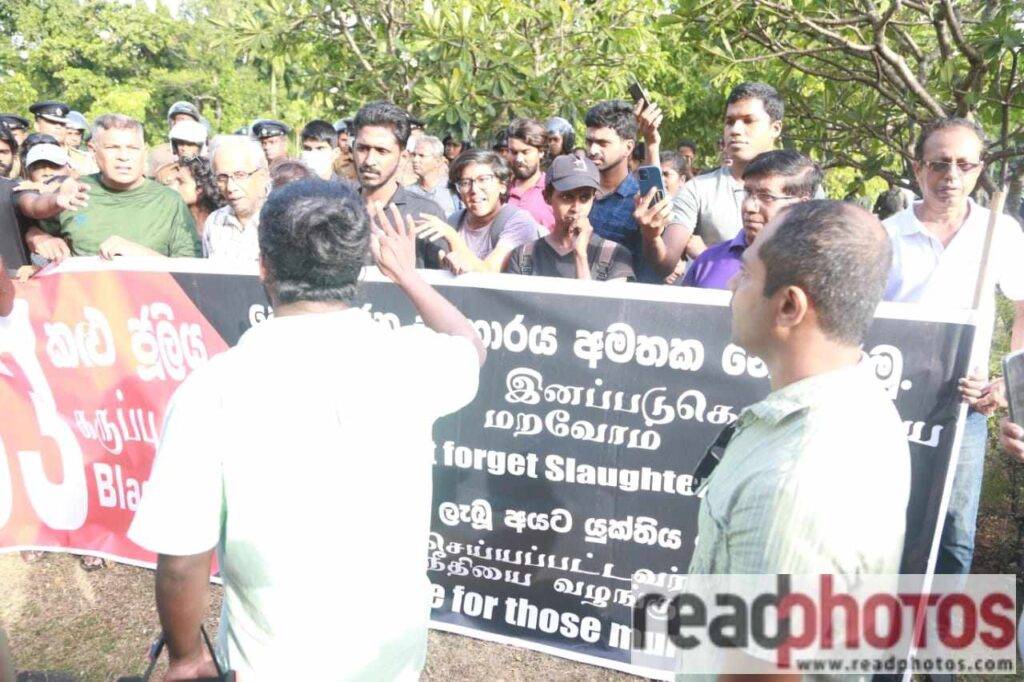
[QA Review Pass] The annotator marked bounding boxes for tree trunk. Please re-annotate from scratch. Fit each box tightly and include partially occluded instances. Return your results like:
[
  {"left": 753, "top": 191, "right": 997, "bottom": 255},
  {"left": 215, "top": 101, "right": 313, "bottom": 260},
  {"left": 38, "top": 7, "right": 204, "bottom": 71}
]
[{"left": 1006, "top": 165, "right": 1023, "bottom": 225}]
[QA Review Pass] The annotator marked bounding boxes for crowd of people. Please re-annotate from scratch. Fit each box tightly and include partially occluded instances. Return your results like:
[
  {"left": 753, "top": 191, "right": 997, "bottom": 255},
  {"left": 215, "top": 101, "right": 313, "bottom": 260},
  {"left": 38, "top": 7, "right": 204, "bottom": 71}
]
[{"left": 1, "top": 81, "right": 1023, "bottom": 677}]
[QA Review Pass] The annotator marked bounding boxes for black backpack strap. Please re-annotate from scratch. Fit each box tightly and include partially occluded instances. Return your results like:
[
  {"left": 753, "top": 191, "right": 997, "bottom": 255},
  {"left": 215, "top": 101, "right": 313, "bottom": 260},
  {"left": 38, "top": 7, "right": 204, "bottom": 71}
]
[
  {"left": 593, "top": 239, "right": 618, "bottom": 281},
  {"left": 519, "top": 240, "right": 536, "bottom": 275}
]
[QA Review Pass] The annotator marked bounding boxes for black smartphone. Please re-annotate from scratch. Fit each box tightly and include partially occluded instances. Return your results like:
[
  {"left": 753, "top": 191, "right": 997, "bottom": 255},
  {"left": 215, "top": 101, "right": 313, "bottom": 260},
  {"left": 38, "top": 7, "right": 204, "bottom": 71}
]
[
  {"left": 1003, "top": 350, "right": 1024, "bottom": 427},
  {"left": 637, "top": 165, "right": 666, "bottom": 208},
  {"left": 629, "top": 80, "right": 651, "bottom": 111}
]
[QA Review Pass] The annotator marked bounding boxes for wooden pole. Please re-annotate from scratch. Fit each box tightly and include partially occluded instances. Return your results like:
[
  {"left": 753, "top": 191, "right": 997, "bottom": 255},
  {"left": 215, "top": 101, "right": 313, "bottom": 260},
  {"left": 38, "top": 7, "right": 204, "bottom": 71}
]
[{"left": 971, "top": 189, "right": 1007, "bottom": 310}]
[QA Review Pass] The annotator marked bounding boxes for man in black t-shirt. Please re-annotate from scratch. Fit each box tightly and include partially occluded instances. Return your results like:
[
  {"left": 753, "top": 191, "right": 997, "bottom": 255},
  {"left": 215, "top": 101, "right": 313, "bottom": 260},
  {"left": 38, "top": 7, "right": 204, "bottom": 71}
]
[
  {"left": 506, "top": 155, "right": 633, "bottom": 281},
  {"left": 351, "top": 101, "right": 447, "bottom": 268}
]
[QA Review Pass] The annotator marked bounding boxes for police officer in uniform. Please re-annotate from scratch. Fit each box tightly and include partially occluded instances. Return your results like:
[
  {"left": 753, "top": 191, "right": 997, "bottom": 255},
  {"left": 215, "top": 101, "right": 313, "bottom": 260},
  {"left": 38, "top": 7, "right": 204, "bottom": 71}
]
[
  {"left": 28, "top": 100, "right": 70, "bottom": 145},
  {"left": 0, "top": 114, "right": 29, "bottom": 147},
  {"left": 252, "top": 119, "right": 291, "bottom": 164}
]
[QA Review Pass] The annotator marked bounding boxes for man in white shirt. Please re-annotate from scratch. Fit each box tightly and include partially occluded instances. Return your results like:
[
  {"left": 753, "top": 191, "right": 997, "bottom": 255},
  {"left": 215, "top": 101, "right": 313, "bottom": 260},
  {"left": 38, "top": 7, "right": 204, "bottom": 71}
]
[
  {"left": 203, "top": 135, "right": 269, "bottom": 262},
  {"left": 883, "top": 117, "right": 1024, "bottom": 575},
  {"left": 128, "top": 180, "right": 485, "bottom": 679}
]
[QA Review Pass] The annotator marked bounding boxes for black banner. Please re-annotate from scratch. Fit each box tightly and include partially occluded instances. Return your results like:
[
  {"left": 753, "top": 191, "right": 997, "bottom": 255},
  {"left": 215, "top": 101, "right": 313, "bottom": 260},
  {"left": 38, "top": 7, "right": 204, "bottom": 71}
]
[{"left": 165, "top": 266, "right": 973, "bottom": 678}]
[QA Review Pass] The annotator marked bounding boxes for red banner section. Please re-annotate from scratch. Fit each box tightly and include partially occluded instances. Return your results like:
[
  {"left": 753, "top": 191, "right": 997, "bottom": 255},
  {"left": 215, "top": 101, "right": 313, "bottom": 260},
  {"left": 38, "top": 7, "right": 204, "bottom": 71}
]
[{"left": 0, "top": 269, "right": 228, "bottom": 564}]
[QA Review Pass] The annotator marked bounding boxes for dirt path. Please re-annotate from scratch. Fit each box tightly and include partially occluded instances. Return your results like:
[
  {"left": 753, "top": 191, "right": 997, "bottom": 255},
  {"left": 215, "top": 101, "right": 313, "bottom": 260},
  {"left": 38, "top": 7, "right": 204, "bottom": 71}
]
[{"left": 0, "top": 553, "right": 638, "bottom": 681}]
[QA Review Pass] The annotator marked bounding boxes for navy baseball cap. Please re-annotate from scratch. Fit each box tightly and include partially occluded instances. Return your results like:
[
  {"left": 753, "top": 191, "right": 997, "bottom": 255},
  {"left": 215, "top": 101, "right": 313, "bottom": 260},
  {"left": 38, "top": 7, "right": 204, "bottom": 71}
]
[{"left": 547, "top": 154, "right": 601, "bottom": 192}]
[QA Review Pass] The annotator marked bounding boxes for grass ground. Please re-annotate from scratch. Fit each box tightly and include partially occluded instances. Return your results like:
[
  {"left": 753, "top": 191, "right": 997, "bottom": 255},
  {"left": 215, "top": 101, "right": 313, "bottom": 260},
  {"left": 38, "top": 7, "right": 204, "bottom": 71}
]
[{"left": 0, "top": 552, "right": 639, "bottom": 681}]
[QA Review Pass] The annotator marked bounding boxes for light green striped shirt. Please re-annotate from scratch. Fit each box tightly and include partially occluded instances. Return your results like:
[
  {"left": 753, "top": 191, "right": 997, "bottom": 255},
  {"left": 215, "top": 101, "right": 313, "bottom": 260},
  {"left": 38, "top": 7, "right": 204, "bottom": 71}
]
[{"left": 689, "top": 361, "right": 911, "bottom": 576}]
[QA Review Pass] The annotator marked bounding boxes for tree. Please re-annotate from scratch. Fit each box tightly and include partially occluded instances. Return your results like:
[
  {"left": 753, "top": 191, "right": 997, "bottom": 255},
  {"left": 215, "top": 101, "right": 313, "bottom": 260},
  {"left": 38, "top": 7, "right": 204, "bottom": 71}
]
[{"left": 664, "top": 0, "right": 1024, "bottom": 216}]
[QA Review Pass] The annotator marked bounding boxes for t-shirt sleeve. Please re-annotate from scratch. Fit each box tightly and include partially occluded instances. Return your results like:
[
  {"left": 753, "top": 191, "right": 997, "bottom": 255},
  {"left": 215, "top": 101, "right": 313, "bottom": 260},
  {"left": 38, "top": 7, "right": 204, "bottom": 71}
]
[
  {"left": 167, "top": 200, "right": 201, "bottom": 257},
  {"left": 127, "top": 370, "right": 224, "bottom": 556},
  {"left": 497, "top": 212, "right": 542, "bottom": 251},
  {"left": 607, "top": 244, "right": 635, "bottom": 281},
  {"left": 670, "top": 180, "right": 700, "bottom": 233},
  {"left": 995, "top": 214, "right": 1024, "bottom": 301},
  {"left": 396, "top": 326, "right": 480, "bottom": 418},
  {"left": 505, "top": 244, "right": 524, "bottom": 274}
]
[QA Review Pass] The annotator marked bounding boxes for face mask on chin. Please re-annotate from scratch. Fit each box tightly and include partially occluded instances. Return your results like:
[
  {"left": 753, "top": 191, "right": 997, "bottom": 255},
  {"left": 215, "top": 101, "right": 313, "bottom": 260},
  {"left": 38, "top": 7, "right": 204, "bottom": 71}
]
[{"left": 300, "top": 149, "right": 334, "bottom": 179}]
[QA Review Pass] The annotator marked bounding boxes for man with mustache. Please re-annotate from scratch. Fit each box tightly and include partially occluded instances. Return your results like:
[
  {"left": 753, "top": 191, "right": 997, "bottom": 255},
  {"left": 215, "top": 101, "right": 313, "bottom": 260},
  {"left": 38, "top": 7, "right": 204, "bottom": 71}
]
[
  {"left": 883, "top": 117, "right": 1024, "bottom": 576},
  {"left": 672, "top": 83, "right": 788, "bottom": 256},
  {"left": 506, "top": 117, "right": 555, "bottom": 232},
  {"left": 682, "top": 150, "right": 820, "bottom": 289},
  {"left": 352, "top": 101, "right": 447, "bottom": 268}
]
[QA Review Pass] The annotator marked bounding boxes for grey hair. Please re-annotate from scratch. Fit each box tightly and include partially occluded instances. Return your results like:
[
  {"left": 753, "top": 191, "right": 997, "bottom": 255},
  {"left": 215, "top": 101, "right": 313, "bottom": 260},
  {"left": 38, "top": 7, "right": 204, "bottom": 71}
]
[
  {"left": 209, "top": 134, "right": 268, "bottom": 171},
  {"left": 92, "top": 114, "right": 144, "bottom": 141},
  {"left": 414, "top": 135, "right": 444, "bottom": 158}
]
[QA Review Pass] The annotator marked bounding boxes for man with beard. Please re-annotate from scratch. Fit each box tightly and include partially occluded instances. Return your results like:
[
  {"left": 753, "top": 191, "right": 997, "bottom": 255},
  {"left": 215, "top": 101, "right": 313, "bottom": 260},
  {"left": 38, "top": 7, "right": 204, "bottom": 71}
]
[
  {"left": 682, "top": 150, "right": 820, "bottom": 289},
  {"left": 506, "top": 118, "right": 555, "bottom": 232},
  {"left": 352, "top": 101, "right": 447, "bottom": 267},
  {"left": 0, "top": 125, "right": 16, "bottom": 181},
  {"left": 585, "top": 99, "right": 690, "bottom": 283}
]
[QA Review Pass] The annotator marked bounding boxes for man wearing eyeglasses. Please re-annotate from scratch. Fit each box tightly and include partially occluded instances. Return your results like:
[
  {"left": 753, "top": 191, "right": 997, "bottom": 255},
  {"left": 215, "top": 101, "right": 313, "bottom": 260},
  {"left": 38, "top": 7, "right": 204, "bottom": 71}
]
[
  {"left": 883, "top": 117, "right": 1024, "bottom": 576},
  {"left": 681, "top": 150, "right": 820, "bottom": 289},
  {"left": 202, "top": 135, "right": 270, "bottom": 261}
]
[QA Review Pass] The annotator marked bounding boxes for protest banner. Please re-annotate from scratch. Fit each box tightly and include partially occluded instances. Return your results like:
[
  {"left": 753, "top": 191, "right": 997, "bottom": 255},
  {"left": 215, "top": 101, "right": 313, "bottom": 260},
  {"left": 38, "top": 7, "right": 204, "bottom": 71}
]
[{"left": 0, "top": 259, "right": 974, "bottom": 677}]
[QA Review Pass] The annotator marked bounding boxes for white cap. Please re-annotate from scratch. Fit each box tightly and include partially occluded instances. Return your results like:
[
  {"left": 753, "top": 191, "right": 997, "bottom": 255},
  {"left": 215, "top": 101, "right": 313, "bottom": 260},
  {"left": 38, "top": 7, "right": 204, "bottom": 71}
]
[
  {"left": 25, "top": 143, "right": 70, "bottom": 169},
  {"left": 168, "top": 119, "right": 207, "bottom": 145}
]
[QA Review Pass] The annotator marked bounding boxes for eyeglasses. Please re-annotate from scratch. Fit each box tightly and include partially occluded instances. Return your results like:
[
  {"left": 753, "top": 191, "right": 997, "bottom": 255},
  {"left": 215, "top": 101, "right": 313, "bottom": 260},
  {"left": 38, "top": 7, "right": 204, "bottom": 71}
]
[
  {"left": 923, "top": 160, "right": 983, "bottom": 175},
  {"left": 215, "top": 168, "right": 261, "bottom": 186},
  {"left": 456, "top": 174, "right": 497, "bottom": 192},
  {"left": 735, "top": 188, "right": 798, "bottom": 206}
]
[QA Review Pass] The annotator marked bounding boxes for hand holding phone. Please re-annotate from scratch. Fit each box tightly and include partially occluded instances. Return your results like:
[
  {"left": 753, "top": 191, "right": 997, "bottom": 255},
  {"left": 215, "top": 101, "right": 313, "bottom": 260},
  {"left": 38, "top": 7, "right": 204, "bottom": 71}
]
[
  {"left": 629, "top": 81, "right": 651, "bottom": 111},
  {"left": 637, "top": 165, "right": 666, "bottom": 209}
]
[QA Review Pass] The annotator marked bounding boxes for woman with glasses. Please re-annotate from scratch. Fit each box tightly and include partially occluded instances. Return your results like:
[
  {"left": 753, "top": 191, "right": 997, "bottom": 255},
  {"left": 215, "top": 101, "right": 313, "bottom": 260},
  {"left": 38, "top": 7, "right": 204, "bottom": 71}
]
[{"left": 414, "top": 150, "right": 541, "bottom": 274}]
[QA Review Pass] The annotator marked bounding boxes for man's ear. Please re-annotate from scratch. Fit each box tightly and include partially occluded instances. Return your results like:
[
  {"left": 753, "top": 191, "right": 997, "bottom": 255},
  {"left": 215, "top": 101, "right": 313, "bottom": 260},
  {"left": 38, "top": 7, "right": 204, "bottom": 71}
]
[
  {"left": 777, "top": 285, "right": 810, "bottom": 330},
  {"left": 258, "top": 256, "right": 269, "bottom": 284},
  {"left": 770, "top": 120, "right": 782, "bottom": 143}
]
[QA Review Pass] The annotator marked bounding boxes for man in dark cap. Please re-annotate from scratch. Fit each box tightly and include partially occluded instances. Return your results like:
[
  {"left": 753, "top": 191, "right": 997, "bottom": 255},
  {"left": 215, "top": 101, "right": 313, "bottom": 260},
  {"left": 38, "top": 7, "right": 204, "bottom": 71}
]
[
  {"left": 506, "top": 154, "right": 634, "bottom": 280},
  {"left": 167, "top": 101, "right": 202, "bottom": 127},
  {"left": 0, "top": 115, "right": 29, "bottom": 147},
  {"left": 332, "top": 118, "right": 356, "bottom": 181},
  {"left": 252, "top": 119, "right": 291, "bottom": 165},
  {"left": 29, "top": 101, "right": 70, "bottom": 145}
]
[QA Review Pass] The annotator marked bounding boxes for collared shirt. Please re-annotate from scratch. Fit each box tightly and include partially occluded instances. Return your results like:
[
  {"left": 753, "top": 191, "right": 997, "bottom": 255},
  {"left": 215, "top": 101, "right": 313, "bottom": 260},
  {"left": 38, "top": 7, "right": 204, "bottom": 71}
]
[
  {"left": 67, "top": 148, "right": 99, "bottom": 176},
  {"left": 590, "top": 173, "right": 676, "bottom": 283},
  {"left": 129, "top": 307, "right": 481, "bottom": 679},
  {"left": 689, "top": 362, "right": 910, "bottom": 576},
  {"left": 670, "top": 166, "right": 743, "bottom": 246},
  {"left": 883, "top": 199, "right": 1024, "bottom": 372},
  {"left": 202, "top": 205, "right": 260, "bottom": 262},
  {"left": 508, "top": 172, "right": 555, "bottom": 232},
  {"left": 680, "top": 228, "right": 747, "bottom": 289},
  {"left": 404, "top": 179, "right": 462, "bottom": 218}
]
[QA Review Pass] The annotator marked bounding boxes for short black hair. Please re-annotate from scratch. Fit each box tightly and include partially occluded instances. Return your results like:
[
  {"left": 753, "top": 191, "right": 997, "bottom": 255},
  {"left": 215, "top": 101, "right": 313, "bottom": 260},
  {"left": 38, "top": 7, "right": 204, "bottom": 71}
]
[
  {"left": 584, "top": 100, "right": 637, "bottom": 141},
  {"left": 492, "top": 130, "right": 509, "bottom": 152},
  {"left": 742, "top": 150, "right": 822, "bottom": 198},
  {"left": 353, "top": 101, "right": 411, "bottom": 149},
  {"left": 0, "top": 125, "right": 16, "bottom": 156},
  {"left": 758, "top": 200, "right": 891, "bottom": 346},
  {"left": 873, "top": 187, "right": 909, "bottom": 220},
  {"left": 632, "top": 141, "right": 646, "bottom": 162},
  {"left": 300, "top": 119, "right": 338, "bottom": 148},
  {"left": 726, "top": 82, "right": 784, "bottom": 122},
  {"left": 913, "top": 117, "right": 988, "bottom": 161},
  {"left": 677, "top": 139, "right": 697, "bottom": 154},
  {"left": 258, "top": 179, "right": 369, "bottom": 305},
  {"left": 448, "top": 149, "right": 511, "bottom": 195},
  {"left": 269, "top": 157, "right": 315, "bottom": 189},
  {"left": 507, "top": 118, "right": 546, "bottom": 149},
  {"left": 179, "top": 156, "right": 224, "bottom": 215}
]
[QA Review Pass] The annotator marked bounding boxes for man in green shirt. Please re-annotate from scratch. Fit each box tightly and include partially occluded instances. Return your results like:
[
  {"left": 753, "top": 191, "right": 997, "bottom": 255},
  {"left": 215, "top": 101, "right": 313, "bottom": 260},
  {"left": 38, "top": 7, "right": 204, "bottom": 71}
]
[{"left": 26, "top": 113, "right": 200, "bottom": 260}]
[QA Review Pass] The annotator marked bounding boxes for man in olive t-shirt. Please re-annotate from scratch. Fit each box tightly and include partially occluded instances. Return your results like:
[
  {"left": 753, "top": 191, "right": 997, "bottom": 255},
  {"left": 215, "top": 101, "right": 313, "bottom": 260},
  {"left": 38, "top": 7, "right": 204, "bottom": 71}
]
[{"left": 31, "top": 114, "right": 199, "bottom": 259}]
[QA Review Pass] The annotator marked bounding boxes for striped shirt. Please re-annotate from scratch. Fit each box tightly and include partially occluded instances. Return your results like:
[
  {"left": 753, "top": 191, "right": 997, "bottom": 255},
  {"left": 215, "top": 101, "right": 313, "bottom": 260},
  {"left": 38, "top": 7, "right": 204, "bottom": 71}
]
[
  {"left": 202, "top": 205, "right": 260, "bottom": 262},
  {"left": 688, "top": 361, "right": 910, "bottom": 576}
]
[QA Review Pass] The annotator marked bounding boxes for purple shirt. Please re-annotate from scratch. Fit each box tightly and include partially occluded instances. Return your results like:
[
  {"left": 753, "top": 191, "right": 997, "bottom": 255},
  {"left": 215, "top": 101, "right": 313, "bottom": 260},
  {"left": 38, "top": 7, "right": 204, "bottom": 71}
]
[
  {"left": 680, "top": 229, "right": 748, "bottom": 289},
  {"left": 509, "top": 172, "right": 555, "bottom": 233}
]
